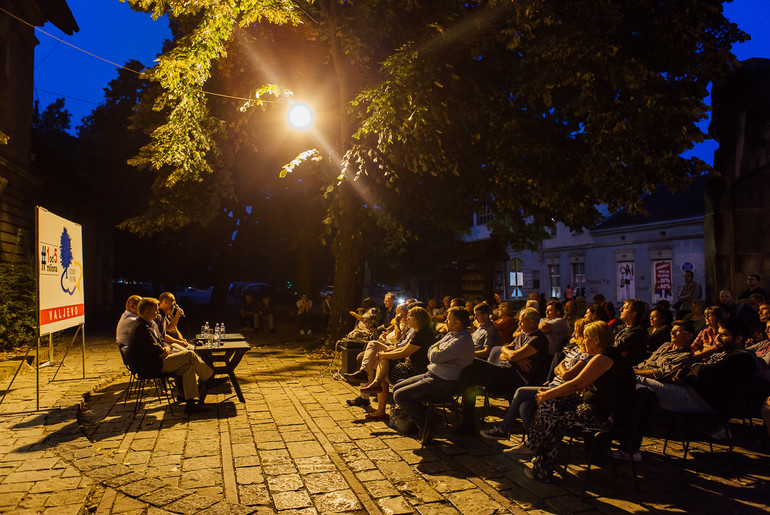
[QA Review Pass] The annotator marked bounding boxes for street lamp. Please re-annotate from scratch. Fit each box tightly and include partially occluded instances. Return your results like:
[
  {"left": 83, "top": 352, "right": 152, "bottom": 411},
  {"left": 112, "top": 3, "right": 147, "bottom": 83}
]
[{"left": 287, "top": 102, "right": 313, "bottom": 130}]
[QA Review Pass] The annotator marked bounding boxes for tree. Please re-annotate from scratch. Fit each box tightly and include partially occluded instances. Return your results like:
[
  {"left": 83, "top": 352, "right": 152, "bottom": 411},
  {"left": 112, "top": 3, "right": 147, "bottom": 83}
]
[{"left": 122, "top": 0, "right": 746, "bottom": 341}]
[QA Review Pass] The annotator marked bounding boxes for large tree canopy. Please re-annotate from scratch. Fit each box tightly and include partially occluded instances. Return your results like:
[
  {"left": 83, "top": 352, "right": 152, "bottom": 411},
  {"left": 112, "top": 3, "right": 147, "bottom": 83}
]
[{"left": 123, "top": 0, "right": 746, "bottom": 339}]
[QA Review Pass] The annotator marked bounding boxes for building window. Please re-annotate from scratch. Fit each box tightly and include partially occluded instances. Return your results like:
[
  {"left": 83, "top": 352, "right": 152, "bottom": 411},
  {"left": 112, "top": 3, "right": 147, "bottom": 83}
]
[
  {"left": 476, "top": 203, "right": 493, "bottom": 225},
  {"left": 549, "top": 264, "right": 561, "bottom": 299},
  {"left": 532, "top": 270, "right": 540, "bottom": 291},
  {"left": 572, "top": 262, "right": 586, "bottom": 298}
]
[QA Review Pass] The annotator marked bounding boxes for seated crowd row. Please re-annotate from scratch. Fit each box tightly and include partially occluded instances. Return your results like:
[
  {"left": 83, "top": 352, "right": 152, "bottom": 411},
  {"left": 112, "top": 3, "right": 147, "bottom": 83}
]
[{"left": 340, "top": 292, "right": 770, "bottom": 483}]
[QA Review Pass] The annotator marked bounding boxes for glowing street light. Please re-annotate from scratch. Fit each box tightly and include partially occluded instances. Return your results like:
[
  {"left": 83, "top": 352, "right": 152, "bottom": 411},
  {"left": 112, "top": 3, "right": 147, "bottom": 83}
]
[{"left": 287, "top": 103, "right": 313, "bottom": 130}]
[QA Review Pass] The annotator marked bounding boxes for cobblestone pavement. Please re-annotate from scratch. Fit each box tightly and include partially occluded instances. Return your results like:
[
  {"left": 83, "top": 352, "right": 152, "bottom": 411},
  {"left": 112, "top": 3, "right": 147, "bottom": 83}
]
[{"left": 1, "top": 332, "right": 769, "bottom": 514}]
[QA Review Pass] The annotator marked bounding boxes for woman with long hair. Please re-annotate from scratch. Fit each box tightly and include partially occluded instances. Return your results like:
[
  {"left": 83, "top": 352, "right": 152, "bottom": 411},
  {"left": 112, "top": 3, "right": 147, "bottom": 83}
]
[{"left": 360, "top": 306, "right": 435, "bottom": 419}]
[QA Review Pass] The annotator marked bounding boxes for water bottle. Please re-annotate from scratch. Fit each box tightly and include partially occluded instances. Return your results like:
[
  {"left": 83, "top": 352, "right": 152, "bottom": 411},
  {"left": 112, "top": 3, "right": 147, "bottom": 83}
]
[
  {"left": 221, "top": 323, "right": 226, "bottom": 338},
  {"left": 204, "top": 322, "right": 211, "bottom": 347},
  {"left": 214, "top": 323, "right": 221, "bottom": 349}
]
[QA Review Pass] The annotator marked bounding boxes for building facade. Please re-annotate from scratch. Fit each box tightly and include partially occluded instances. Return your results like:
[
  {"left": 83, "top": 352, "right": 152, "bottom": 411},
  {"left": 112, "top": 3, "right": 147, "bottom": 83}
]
[{"left": 460, "top": 177, "right": 707, "bottom": 308}]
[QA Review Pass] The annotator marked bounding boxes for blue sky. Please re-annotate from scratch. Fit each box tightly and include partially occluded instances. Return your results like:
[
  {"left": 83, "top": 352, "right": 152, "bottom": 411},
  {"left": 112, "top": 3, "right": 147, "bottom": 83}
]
[{"left": 32, "top": 0, "right": 770, "bottom": 164}]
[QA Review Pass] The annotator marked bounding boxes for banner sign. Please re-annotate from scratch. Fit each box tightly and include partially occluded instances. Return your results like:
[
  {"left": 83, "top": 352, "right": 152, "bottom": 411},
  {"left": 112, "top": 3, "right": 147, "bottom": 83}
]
[
  {"left": 653, "top": 260, "right": 673, "bottom": 303},
  {"left": 37, "top": 207, "right": 85, "bottom": 335}
]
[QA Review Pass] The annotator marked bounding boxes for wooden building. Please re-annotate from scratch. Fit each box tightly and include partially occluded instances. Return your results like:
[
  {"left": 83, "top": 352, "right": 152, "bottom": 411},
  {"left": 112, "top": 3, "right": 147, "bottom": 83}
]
[{"left": 0, "top": 0, "right": 77, "bottom": 261}]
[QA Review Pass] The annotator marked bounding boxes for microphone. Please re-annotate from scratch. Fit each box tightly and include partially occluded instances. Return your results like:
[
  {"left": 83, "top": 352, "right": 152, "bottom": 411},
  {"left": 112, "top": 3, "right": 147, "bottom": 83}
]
[{"left": 175, "top": 305, "right": 186, "bottom": 317}]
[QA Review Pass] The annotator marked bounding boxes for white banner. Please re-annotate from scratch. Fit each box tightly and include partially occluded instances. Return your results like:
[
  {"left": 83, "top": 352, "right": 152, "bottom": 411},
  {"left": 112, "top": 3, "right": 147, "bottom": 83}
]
[{"left": 37, "top": 207, "right": 85, "bottom": 335}]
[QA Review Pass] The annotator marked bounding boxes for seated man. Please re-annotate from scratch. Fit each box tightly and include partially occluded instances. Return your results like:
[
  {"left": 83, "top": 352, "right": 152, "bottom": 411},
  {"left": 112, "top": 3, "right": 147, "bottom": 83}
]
[
  {"left": 636, "top": 318, "right": 755, "bottom": 415},
  {"left": 392, "top": 306, "right": 475, "bottom": 442},
  {"left": 634, "top": 320, "right": 696, "bottom": 384},
  {"left": 614, "top": 299, "right": 648, "bottom": 366},
  {"left": 472, "top": 302, "right": 500, "bottom": 360},
  {"left": 116, "top": 294, "right": 142, "bottom": 347},
  {"left": 128, "top": 298, "right": 223, "bottom": 414},
  {"left": 539, "top": 300, "right": 569, "bottom": 358},
  {"left": 461, "top": 307, "right": 551, "bottom": 432},
  {"left": 157, "top": 292, "right": 189, "bottom": 350}
]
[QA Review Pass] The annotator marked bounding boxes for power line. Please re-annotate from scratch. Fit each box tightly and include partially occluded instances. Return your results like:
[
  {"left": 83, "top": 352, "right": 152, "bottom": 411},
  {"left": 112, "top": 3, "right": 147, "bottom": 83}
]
[
  {"left": 1, "top": 6, "right": 281, "bottom": 104},
  {"left": 34, "top": 87, "right": 101, "bottom": 106}
]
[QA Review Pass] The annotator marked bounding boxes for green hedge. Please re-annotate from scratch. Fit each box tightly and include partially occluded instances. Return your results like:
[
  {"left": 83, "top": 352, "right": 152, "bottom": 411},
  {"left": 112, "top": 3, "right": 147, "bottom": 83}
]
[{"left": 0, "top": 233, "right": 37, "bottom": 353}]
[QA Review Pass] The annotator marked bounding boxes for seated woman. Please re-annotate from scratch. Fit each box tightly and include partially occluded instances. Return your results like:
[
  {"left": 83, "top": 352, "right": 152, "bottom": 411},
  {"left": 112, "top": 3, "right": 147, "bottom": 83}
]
[
  {"left": 481, "top": 318, "right": 591, "bottom": 439},
  {"left": 508, "top": 321, "right": 635, "bottom": 483},
  {"left": 360, "top": 306, "right": 435, "bottom": 420},
  {"left": 647, "top": 307, "right": 672, "bottom": 353},
  {"left": 684, "top": 299, "right": 707, "bottom": 335},
  {"left": 492, "top": 302, "right": 517, "bottom": 346}
]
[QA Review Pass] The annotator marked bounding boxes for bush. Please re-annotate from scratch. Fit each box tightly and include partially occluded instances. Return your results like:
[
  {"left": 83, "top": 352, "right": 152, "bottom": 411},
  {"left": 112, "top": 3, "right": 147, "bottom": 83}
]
[{"left": 0, "top": 232, "right": 38, "bottom": 353}]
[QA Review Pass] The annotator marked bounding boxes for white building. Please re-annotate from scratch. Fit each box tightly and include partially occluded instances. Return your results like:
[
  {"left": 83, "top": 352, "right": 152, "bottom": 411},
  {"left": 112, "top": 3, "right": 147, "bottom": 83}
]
[{"left": 459, "top": 176, "right": 706, "bottom": 307}]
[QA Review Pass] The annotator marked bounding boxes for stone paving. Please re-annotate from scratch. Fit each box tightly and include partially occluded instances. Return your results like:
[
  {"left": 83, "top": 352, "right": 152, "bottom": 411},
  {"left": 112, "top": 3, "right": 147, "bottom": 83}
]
[{"left": 1, "top": 331, "right": 770, "bottom": 514}]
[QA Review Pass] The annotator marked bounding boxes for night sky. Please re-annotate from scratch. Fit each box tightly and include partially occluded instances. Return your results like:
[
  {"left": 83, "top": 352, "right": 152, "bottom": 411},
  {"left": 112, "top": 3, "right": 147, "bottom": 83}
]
[{"left": 32, "top": 0, "right": 770, "bottom": 165}]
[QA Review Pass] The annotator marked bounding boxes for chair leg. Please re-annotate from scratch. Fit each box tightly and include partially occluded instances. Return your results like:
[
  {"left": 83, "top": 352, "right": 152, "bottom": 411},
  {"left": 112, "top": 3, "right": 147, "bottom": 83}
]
[{"left": 132, "top": 379, "right": 146, "bottom": 419}]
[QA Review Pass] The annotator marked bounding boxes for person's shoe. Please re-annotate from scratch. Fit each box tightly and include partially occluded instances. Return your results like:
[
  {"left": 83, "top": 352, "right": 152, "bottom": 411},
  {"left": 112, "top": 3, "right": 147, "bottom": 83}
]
[
  {"left": 346, "top": 396, "right": 370, "bottom": 407},
  {"left": 506, "top": 443, "right": 535, "bottom": 456},
  {"left": 299, "top": 330, "right": 305, "bottom": 335},
  {"left": 184, "top": 401, "right": 210, "bottom": 414},
  {"left": 360, "top": 383, "right": 383, "bottom": 393},
  {"left": 611, "top": 449, "right": 642, "bottom": 462},
  {"left": 204, "top": 376, "right": 229, "bottom": 390},
  {"left": 710, "top": 425, "right": 732, "bottom": 441},
  {"left": 342, "top": 369, "right": 369, "bottom": 384},
  {"left": 480, "top": 426, "right": 509, "bottom": 440}
]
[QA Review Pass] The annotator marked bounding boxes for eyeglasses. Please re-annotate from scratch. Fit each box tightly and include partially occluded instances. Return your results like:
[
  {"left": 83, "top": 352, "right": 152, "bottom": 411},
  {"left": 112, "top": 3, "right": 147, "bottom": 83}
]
[{"left": 671, "top": 329, "right": 690, "bottom": 336}]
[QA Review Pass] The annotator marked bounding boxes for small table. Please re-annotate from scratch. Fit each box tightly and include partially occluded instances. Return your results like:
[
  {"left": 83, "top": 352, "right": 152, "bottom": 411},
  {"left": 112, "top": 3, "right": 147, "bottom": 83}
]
[
  {"left": 196, "top": 332, "right": 246, "bottom": 342},
  {"left": 193, "top": 340, "right": 250, "bottom": 403}
]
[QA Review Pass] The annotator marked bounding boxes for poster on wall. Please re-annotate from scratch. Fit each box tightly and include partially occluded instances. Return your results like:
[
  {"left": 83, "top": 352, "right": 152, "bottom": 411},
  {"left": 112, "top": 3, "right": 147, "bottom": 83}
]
[
  {"left": 653, "top": 260, "right": 673, "bottom": 303},
  {"left": 37, "top": 207, "right": 85, "bottom": 336},
  {"left": 617, "top": 261, "right": 635, "bottom": 301}
]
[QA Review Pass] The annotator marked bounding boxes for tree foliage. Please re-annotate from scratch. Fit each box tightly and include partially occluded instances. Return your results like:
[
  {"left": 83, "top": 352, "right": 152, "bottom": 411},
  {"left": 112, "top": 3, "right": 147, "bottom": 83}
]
[{"left": 121, "top": 0, "right": 747, "bottom": 337}]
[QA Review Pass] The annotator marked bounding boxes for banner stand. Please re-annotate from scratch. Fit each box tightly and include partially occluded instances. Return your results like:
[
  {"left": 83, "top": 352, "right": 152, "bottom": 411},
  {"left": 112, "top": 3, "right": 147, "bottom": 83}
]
[
  {"left": 50, "top": 323, "right": 86, "bottom": 383},
  {"left": 38, "top": 334, "right": 59, "bottom": 368}
]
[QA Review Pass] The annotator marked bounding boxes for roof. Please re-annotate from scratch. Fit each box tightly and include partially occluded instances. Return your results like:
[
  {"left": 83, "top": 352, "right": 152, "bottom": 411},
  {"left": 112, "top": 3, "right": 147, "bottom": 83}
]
[
  {"left": 594, "top": 175, "right": 705, "bottom": 230},
  {"left": 2, "top": 0, "right": 78, "bottom": 34}
]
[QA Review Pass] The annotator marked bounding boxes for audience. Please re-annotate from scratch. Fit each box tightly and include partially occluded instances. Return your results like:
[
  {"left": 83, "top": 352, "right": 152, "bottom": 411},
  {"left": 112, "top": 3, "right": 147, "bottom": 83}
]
[
  {"left": 392, "top": 306, "right": 474, "bottom": 442},
  {"left": 481, "top": 318, "right": 592, "bottom": 440},
  {"left": 508, "top": 321, "right": 635, "bottom": 483},
  {"left": 461, "top": 307, "right": 551, "bottom": 433},
  {"left": 360, "top": 306, "right": 435, "bottom": 420}
]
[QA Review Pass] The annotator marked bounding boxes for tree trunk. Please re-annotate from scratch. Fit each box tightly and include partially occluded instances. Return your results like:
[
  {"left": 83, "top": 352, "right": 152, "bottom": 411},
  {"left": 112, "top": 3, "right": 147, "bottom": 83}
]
[{"left": 326, "top": 182, "right": 365, "bottom": 342}]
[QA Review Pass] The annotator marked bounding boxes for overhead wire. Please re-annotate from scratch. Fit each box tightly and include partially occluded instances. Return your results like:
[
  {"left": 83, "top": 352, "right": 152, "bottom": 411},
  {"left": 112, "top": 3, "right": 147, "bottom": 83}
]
[{"left": 0, "top": 6, "right": 280, "bottom": 105}]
